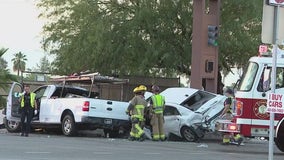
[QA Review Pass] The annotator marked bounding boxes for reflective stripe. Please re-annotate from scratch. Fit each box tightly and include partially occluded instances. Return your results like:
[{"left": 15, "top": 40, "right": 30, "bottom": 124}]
[
  {"left": 130, "top": 124, "right": 144, "bottom": 138},
  {"left": 21, "top": 92, "right": 36, "bottom": 108},
  {"left": 160, "top": 134, "right": 165, "bottom": 139},
  {"left": 234, "top": 134, "right": 241, "bottom": 140},
  {"left": 153, "top": 134, "right": 165, "bottom": 140},
  {"left": 132, "top": 104, "right": 145, "bottom": 121},
  {"left": 236, "top": 118, "right": 279, "bottom": 126},
  {"left": 135, "top": 124, "right": 144, "bottom": 137},
  {"left": 223, "top": 138, "right": 230, "bottom": 143},
  {"left": 132, "top": 115, "right": 144, "bottom": 121},
  {"left": 130, "top": 131, "right": 138, "bottom": 138},
  {"left": 153, "top": 134, "right": 160, "bottom": 140},
  {"left": 135, "top": 105, "right": 144, "bottom": 116},
  {"left": 151, "top": 95, "right": 165, "bottom": 114}
]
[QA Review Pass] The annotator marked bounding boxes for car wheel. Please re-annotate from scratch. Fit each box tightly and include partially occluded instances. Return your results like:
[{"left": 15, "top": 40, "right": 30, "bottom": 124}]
[
  {"left": 181, "top": 126, "right": 198, "bottom": 142},
  {"left": 4, "top": 118, "right": 21, "bottom": 133},
  {"left": 62, "top": 114, "right": 77, "bottom": 136}
]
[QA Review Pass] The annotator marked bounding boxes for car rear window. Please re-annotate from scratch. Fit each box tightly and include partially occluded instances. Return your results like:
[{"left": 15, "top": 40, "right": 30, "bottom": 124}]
[{"left": 181, "top": 91, "right": 216, "bottom": 111}]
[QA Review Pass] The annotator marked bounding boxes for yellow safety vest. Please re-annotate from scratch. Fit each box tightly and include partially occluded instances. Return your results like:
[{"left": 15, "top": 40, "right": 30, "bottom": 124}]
[
  {"left": 21, "top": 92, "right": 36, "bottom": 108},
  {"left": 151, "top": 94, "right": 165, "bottom": 114}
]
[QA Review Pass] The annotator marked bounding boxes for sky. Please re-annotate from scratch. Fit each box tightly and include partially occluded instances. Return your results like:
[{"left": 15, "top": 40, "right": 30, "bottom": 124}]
[{"left": 0, "top": 0, "right": 53, "bottom": 72}]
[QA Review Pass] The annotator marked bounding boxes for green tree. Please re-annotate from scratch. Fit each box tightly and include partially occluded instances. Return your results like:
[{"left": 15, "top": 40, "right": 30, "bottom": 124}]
[
  {"left": 36, "top": 55, "right": 51, "bottom": 73},
  {"left": 219, "top": 0, "right": 262, "bottom": 71},
  {"left": 37, "top": 0, "right": 263, "bottom": 76},
  {"left": 25, "top": 56, "right": 51, "bottom": 81},
  {"left": 37, "top": 0, "right": 192, "bottom": 76},
  {"left": 12, "top": 51, "right": 27, "bottom": 76},
  {"left": 0, "top": 48, "right": 16, "bottom": 109},
  {"left": 0, "top": 48, "right": 14, "bottom": 87}
]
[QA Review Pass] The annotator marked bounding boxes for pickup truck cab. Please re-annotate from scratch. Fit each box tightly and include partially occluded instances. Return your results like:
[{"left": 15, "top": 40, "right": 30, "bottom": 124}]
[{"left": 5, "top": 74, "right": 130, "bottom": 137}]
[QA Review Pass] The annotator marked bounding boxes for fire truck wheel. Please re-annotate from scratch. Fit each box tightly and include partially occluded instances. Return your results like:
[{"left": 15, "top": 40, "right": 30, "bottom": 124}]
[
  {"left": 275, "top": 119, "right": 284, "bottom": 152},
  {"left": 275, "top": 137, "right": 284, "bottom": 152},
  {"left": 181, "top": 126, "right": 198, "bottom": 142}
]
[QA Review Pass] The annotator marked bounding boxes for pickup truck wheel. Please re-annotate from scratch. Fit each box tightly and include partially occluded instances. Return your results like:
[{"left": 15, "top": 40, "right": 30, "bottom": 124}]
[
  {"left": 4, "top": 118, "right": 21, "bottom": 133},
  {"left": 181, "top": 126, "right": 198, "bottom": 142},
  {"left": 62, "top": 115, "right": 77, "bottom": 136}
]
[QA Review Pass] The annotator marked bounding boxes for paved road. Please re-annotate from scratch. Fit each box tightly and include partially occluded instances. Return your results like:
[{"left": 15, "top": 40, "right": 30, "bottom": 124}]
[{"left": 0, "top": 130, "right": 283, "bottom": 160}]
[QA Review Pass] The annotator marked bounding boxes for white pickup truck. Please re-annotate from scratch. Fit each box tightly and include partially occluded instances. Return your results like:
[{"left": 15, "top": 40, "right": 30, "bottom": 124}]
[{"left": 4, "top": 79, "right": 130, "bottom": 137}]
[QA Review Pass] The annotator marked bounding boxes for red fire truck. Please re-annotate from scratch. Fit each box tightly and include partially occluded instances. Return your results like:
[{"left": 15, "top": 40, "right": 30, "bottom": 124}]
[{"left": 234, "top": 51, "right": 284, "bottom": 151}]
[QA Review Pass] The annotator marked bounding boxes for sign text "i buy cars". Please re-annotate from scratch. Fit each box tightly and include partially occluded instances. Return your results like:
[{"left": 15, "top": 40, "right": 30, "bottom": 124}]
[{"left": 267, "top": 93, "right": 284, "bottom": 114}]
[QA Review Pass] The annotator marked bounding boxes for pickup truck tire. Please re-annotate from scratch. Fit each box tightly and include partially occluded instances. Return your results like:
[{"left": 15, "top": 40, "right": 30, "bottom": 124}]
[
  {"left": 62, "top": 115, "right": 77, "bottom": 136},
  {"left": 181, "top": 126, "right": 198, "bottom": 142},
  {"left": 4, "top": 118, "right": 21, "bottom": 133}
]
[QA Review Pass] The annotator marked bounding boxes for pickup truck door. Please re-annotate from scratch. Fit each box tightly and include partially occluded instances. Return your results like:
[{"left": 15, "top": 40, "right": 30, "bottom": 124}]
[
  {"left": 33, "top": 86, "right": 49, "bottom": 122},
  {"left": 6, "top": 82, "right": 22, "bottom": 121}
]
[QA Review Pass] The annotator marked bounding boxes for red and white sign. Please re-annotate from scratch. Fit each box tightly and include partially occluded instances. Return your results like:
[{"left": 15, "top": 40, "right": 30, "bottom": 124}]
[
  {"left": 267, "top": 93, "right": 284, "bottom": 114},
  {"left": 258, "top": 45, "right": 268, "bottom": 53},
  {"left": 269, "top": 0, "right": 284, "bottom": 5}
]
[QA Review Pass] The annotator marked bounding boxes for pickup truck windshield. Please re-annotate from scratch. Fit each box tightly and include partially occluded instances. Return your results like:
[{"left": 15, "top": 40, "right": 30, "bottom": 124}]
[{"left": 239, "top": 62, "right": 258, "bottom": 92}]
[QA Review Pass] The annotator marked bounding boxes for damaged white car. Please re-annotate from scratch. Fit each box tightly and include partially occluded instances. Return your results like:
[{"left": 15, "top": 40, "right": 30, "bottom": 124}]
[{"left": 152, "top": 88, "right": 226, "bottom": 142}]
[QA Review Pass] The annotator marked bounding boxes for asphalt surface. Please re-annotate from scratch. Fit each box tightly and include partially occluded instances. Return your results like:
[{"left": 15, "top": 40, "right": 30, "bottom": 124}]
[{"left": 0, "top": 129, "right": 283, "bottom": 160}]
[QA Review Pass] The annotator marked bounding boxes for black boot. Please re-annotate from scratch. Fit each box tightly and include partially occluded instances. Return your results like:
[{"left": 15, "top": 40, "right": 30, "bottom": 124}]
[
  {"left": 128, "top": 136, "right": 136, "bottom": 141},
  {"left": 139, "top": 134, "right": 146, "bottom": 142}
]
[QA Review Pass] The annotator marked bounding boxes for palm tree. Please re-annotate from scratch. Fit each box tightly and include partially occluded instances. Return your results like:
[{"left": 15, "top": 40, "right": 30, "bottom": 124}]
[{"left": 12, "top": 51, "right": 27, "bottom": 76}]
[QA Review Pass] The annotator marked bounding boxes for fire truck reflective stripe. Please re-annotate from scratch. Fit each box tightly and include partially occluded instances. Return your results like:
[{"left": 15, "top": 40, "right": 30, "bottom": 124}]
[{"left": 237, "top": 118, "right": 279, "bottom": 126}]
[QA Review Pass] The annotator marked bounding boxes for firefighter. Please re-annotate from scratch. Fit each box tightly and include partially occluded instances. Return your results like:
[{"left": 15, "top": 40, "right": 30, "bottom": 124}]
[
  {"left": 20, "top": 84, "right": 37, "bottom": 137},
  {"left": 219, "top": 88, "right": 234, "bottom": 144},
  {"left": 149, "top": 85, "right": 166, "bottom": 141},
  {"left": 220, "top": 88, "right": 234, "bottom": 119},
  {"left": 220, "top": 88, "right": 243, "bottom": 145},
  {"left": 127, "top": 85, "right": 148, "bottom": 141}
]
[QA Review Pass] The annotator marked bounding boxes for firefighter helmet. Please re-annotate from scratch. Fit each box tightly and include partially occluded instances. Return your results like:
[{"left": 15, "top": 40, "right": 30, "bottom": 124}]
[
  {"left": 133, "top": 85, "right": 147, "bottom": 93},
  {"left": 133, "top": 87, "right": 139, "bottom": 93}
]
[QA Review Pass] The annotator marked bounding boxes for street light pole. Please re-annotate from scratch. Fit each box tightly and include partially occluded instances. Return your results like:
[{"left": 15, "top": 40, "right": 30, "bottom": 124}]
[{"left": 268, "top": 4, "right": 280, "bottom": 160}]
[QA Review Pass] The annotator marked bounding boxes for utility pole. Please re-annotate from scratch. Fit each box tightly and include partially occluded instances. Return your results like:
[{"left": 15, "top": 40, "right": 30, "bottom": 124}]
[{"left": 191, "top": 0, "right": 221, "bottom": 93}]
